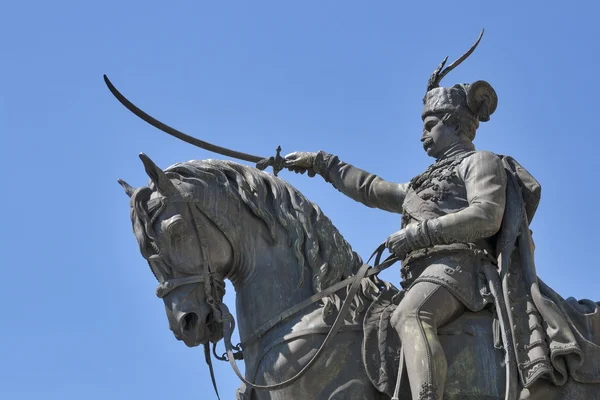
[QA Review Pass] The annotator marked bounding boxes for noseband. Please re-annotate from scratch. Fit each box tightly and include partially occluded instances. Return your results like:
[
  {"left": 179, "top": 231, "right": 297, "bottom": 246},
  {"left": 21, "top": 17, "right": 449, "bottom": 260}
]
[{"left": 154, "top": 270, "right": 208, "bottom": 298}]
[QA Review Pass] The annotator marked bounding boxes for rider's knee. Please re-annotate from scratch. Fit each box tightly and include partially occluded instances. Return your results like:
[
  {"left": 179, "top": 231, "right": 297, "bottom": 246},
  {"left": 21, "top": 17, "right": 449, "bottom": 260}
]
[{"left": 391, "top": 300, "right": 419, "bottom": 331}]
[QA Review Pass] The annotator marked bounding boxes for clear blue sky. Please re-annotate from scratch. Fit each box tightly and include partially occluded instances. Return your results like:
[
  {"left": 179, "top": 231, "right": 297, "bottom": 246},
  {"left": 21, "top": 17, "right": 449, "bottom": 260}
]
[{"left": 1, "top": 1, "right": 599, "bottom": 399}]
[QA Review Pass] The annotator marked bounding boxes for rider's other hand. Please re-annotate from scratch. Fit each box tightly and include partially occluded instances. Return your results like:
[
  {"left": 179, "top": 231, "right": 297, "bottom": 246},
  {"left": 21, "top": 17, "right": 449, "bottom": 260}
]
[
  {"left": 284, "top": 152, "right": 317, "bottom": 177},
  {"left": 386, "top": 229, "right": 410, "bottom": 258}
]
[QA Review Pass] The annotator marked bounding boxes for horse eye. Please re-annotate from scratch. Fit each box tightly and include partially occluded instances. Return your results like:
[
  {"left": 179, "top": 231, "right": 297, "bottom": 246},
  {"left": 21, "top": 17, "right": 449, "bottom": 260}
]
[
  {"left": 171, "top": 233, "right": 184, "bottom": 243},
  {"left": 162, "top": 215, "right": 187, "bottom": 238}
]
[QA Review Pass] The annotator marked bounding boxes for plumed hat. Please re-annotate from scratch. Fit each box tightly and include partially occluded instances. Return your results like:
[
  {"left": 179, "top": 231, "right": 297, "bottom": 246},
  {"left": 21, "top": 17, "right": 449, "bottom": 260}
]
[{"left": 421, "top": 30, "right": 498, "bottom": 128}]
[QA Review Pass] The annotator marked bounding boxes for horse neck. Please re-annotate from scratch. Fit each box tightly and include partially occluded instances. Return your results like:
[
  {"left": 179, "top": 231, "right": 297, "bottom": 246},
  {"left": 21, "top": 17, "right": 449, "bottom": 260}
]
[{"left": 231, "top": 240, "right": 315, "bottom": 345}]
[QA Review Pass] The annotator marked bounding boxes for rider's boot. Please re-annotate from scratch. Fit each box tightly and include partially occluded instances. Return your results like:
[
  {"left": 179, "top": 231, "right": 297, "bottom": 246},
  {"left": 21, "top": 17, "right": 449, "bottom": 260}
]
[{"left": 391, "top": 281, "right": 464, "bottom": 400}]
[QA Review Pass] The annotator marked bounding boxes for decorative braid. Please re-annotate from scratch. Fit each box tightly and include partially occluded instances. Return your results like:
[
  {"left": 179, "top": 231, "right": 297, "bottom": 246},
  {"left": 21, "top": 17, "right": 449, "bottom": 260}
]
[{"left": 419, "top": 382, "right": 439, "bottom": 400}]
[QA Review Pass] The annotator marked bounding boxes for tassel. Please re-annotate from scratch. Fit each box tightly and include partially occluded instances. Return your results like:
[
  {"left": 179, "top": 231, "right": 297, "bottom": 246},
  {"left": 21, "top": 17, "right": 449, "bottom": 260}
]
[{"left": 478, "top": 100, "right": 491, "bottom": 122}]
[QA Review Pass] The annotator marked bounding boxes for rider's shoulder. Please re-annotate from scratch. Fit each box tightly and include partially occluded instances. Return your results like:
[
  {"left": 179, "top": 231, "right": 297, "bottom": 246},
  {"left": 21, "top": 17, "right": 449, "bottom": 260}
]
[
  {"left": 463, "top": 150, "right": 503, "bottom": 167},
  {"left": 459, "top": 150, "right": 505, "bottom": 178}
]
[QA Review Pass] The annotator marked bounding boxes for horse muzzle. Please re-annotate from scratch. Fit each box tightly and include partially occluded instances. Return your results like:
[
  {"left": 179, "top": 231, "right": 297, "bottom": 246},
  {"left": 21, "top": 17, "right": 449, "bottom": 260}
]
[{"left": 172, "top": 309, "right": 223, "bottom": 347}]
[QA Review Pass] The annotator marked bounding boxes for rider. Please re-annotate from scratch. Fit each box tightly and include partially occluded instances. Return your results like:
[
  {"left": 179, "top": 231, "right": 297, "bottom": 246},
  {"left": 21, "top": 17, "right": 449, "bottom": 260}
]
[{"left": 284, "top": 56, "right": 505, "bottom": 399}]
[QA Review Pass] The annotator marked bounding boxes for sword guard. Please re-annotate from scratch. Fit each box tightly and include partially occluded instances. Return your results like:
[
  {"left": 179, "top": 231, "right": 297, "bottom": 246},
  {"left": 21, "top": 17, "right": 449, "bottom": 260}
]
[
  {"left": 256, "top": 145, "right": 285, "bottom": 176},
  {"left": 255, "top": 157, "right": 273, "bottom": 171}
]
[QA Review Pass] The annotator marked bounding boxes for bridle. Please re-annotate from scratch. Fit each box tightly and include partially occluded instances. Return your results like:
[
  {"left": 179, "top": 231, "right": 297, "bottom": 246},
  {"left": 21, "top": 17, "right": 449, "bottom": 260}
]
[
  {"left": 143, "top": 189, "right": 399, "bottom": 399},
  {"left": 145, "top": 192, "right": 226, "bottom": 309},
  {"left": 144, "top": 191, "right": 229, "bottom": 399}
]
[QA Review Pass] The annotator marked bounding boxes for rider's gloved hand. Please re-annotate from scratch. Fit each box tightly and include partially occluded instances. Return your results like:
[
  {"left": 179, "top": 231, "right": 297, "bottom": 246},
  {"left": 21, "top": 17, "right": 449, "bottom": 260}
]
[
  {"left": 284, "top": 152, "right": 318, "bottom": 177},
  {"left": 386, "top": 229, "right": 410, "bottom": 258},
  {"left": 386, "top": 222, "right": 433, "bottom": 258}
]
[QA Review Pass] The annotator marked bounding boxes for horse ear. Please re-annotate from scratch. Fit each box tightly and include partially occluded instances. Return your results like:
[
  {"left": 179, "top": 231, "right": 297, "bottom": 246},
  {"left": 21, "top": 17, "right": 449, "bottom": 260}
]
[
  {"left": 139, "top": 153, "right": 179, "bottom": 196},
  {"left": 117, "top": 179, "right": 135, "bottom": 198}
]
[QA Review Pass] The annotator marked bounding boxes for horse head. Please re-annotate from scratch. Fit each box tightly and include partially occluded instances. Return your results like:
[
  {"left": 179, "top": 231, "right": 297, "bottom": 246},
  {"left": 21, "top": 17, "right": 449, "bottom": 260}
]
[
  {"left": 120, "top": 154, "right": 363, "bottom": 351},
  {"left": 119, "top": 154, "right": 245, "bottom": 347}
]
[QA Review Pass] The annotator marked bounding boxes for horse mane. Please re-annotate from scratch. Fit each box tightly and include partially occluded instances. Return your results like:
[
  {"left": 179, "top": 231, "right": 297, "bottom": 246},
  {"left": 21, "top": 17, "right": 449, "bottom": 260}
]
[
  {"left": 129, "top": 158, "right": 385, "bottom": 320},
  {"left": 164, "top": 159, "right": 364, "bottom": 295}
]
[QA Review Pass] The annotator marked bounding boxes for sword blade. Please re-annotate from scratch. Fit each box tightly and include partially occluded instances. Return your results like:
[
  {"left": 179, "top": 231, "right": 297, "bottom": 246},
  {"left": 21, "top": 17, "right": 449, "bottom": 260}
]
[{"left": 104, "top": 75, "right": 265, "bottom": 163}]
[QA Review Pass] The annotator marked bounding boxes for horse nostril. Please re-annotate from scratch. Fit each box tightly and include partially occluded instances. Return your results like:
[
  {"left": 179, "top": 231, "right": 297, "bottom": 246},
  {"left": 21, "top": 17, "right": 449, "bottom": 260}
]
[{"left": 181, "top": 312, "right": 199, "bottom": 333}]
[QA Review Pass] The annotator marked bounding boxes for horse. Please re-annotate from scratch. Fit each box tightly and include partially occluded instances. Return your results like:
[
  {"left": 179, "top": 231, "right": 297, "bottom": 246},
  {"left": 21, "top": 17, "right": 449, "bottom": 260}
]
[{"left": 118, "top": 154, "right": 600, "bottom": 400}]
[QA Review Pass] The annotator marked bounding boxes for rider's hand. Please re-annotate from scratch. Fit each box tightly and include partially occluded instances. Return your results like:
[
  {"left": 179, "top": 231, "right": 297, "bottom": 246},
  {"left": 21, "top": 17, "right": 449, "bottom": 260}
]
[
  {"left": 386, "top": 223, "right": 433, "bottom": 258},
  {"left": 284, "top": 152, "right": 318, "bottom": 177},
  {"left": 386, "top": 229, "right": 411, "bottom": 258}
]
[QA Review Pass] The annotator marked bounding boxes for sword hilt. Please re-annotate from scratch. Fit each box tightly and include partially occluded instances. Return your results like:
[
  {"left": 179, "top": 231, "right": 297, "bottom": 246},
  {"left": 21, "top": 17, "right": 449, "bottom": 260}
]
[{"left": 256, "top": 145, "right": 285, "bottom": 176}]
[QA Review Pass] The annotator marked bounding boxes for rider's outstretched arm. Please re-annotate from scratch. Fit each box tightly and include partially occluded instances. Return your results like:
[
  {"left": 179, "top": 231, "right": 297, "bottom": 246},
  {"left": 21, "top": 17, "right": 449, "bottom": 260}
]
[{"left": 313, "top": 151, "right": 407, "bottom": 214}]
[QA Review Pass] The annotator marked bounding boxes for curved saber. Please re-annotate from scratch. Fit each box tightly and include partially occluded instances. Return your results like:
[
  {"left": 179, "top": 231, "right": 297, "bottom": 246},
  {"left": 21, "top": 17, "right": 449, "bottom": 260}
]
[{"left": 103, "top": 75, "right": 285, "bottom": 175}]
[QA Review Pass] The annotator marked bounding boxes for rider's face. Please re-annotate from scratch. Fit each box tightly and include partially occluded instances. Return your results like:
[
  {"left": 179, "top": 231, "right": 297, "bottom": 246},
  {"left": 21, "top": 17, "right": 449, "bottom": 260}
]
[{"left": 421, "top": 114, "right": 459, "bottom": 159}]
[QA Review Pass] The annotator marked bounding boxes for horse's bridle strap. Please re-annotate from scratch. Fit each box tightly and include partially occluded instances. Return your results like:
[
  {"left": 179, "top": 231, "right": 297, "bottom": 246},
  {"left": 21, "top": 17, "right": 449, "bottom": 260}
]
[
  {"left": 221, "top": 247, "right": 399, "bottom": 392},
  {"left": 250, "top": 324, "right": 363, "bottom": 385},
  {"left": 156, "top": 274, "right": 206, "bottom": 298},
  {"left": 222, "top": 261, "right": 373, "bottom": 391},
  {"left": 242, "top": 246, "right": 397, "bottom": 348}
]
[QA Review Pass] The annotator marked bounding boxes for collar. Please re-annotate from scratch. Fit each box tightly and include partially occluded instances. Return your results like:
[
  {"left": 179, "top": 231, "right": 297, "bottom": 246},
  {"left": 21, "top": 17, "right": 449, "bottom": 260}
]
[{"left": 436, "top": 143, "right": 476, "bottom": 161}]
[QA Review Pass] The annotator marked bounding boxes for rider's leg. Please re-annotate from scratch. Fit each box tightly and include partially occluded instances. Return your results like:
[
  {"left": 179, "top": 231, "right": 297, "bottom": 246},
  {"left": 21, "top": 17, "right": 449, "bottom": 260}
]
[{"left": 391, "top": 282, "right": 465, "bottom": 400}]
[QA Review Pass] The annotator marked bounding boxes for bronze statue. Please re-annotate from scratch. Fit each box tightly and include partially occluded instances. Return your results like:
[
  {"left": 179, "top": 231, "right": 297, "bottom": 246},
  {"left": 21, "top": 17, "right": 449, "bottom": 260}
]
[
  {"left": 114, "top": 31, "right": 600, "bottom": 399},
  {"left": 285, "top": 31, "right": 509, "bottom": 400}
]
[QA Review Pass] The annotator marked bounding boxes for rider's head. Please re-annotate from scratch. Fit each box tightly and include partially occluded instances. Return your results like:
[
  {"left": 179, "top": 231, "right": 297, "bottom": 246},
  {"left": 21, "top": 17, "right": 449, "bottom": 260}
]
[
  {"left": 421, "top": 81, "right": 497, "bottom": 159},
  {"left": 419, "top": 30, "right": 498, "bottom": 159}
]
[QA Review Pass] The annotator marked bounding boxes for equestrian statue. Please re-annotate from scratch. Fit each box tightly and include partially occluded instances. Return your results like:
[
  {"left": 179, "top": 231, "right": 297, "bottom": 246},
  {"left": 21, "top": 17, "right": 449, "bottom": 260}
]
[{"left": 112, "top": 31, "right": 600, "bottom": 399}]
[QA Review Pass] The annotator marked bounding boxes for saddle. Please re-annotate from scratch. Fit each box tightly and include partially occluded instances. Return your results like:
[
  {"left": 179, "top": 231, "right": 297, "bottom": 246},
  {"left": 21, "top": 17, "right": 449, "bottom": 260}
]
[{"left": 362, "top": 287, "right": 403, "bottom": 397}]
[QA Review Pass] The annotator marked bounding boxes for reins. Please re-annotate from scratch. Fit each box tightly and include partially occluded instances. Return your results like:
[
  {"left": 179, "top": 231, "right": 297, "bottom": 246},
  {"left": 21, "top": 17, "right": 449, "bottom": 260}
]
[
  {"left": 240, "top": 244, "right": 394, "bottom": 349},
  {"left": 217, "top": 243, "right": 399, "bottom": 392},
  {"left": 146, "top": 186, "right": 399, "bottom": 397}
]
